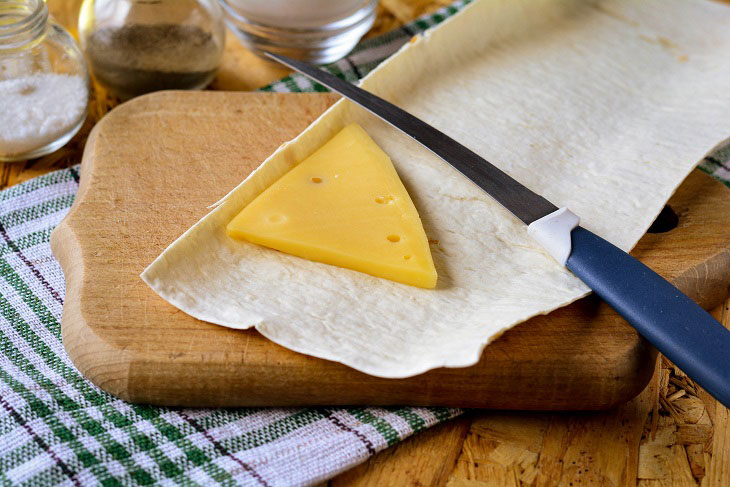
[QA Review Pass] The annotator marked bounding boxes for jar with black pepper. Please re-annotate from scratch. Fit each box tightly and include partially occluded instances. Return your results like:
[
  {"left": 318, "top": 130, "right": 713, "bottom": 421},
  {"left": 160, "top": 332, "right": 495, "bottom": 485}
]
[{"left": 78, "top": 0, "right": 225, "bottom": 100}]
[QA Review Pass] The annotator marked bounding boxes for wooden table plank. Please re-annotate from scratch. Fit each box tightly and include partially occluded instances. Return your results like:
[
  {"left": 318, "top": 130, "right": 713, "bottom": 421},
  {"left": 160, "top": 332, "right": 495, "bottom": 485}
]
[
  {"left": 331, "top": 417, "right": 471, "bottom": 487},
  {"left": 706, "top": 303, "right": 730, "bottom": 486}
]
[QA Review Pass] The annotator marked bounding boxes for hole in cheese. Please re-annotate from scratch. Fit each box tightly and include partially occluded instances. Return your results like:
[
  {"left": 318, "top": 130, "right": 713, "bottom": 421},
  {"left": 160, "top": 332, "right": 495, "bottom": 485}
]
[
  {"left": 266, "top": 214, "right": 286, "bottom": 224},
  {"left": 387, "top": 235, "right": 400, "bottom": 243},
  {"left": 311, "top": 177, "right": 323, "bottom": 183}
]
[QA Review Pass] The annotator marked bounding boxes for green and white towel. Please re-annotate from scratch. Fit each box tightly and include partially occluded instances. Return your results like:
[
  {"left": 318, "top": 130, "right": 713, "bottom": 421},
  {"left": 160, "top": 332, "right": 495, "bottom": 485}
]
[
  {"left": 0, "top": 4, "right": 468, "bottom": 487},
  {"left": 1, "top": 0, "right": 729, "bottom": 484}
]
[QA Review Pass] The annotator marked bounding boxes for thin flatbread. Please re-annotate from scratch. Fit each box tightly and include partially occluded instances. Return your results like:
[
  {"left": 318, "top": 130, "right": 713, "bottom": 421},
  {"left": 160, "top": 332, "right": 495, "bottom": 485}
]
[{"left": 142, "top": 0, "right": 730, "bottom": 378}]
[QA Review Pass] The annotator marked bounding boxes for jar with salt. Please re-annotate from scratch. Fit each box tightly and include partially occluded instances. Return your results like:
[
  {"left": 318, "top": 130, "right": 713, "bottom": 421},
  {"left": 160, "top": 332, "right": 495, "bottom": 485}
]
[
  {"left": 220, "top": 0, "right": 377, "bottom": 64},
  {"left": 0, "top": 0, "right": 90, "bottom": 162},
  {"left": 79, "top": 0, "right": 225, "bottom": 100}
]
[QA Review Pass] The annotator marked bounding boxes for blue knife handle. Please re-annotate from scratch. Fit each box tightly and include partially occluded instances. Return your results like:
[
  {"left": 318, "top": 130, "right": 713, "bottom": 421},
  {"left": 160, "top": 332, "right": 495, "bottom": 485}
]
[{"left": 565, "top": 226, "right": 730, "bottom": 408}]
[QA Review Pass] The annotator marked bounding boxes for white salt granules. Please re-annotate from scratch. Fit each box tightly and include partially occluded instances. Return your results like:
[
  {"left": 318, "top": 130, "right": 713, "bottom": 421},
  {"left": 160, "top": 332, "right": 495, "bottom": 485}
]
[{"left": 0, "top": 73, "right": 88, "bottom": 157}]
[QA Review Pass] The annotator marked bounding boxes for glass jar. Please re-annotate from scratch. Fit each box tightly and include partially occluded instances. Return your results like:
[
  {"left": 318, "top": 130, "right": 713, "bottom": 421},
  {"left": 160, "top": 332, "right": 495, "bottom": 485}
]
[
  {"left": 79, "top": 0, "right": 226, "bottom": 100},
  {"left": 0, "top": 0, "right": 90, "bottom": 162},
  {"left": 219, "top": 0, "right": 377, "bottom": 64}
]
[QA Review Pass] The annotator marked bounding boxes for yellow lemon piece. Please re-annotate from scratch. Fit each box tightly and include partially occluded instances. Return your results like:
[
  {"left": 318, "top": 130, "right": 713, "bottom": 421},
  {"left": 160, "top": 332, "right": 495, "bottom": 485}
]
[{"left": 227, "top": 123, "right": 437, "bottom": 288}]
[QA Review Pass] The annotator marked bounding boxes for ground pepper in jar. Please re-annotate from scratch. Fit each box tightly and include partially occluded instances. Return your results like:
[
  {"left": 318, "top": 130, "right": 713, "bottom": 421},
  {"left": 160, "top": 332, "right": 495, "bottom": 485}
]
[{"left": 85, "top": 23, "right": 222, "bottom": 99}]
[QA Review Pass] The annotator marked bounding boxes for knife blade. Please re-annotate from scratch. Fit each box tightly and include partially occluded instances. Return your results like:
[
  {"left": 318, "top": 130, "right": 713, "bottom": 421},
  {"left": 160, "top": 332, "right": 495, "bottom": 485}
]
[
  {"left": 266, "top": 52, "right": 730, "bottom": 408},
  {"left": 266, "top": 53, "right": 556, "bottom": 226}
]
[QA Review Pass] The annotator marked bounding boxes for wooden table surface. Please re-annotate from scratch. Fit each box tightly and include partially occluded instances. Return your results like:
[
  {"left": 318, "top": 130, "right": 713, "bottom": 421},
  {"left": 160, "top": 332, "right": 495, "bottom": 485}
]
[{"left": 6, "top": 1, "right": 728, "bottom": 485}]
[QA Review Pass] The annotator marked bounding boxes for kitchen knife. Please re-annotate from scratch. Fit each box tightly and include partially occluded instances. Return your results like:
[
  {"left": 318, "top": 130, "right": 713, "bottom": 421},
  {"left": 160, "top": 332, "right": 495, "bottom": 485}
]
[{"left": 266, "top": 52, "right": 730, "bottom": 408}]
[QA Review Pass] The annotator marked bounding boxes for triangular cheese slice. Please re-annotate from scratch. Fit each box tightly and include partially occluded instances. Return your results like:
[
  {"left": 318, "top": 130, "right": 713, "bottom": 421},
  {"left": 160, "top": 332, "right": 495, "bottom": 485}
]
[{"left": 227, "top": 123, "right": 437, "bottom": 288}]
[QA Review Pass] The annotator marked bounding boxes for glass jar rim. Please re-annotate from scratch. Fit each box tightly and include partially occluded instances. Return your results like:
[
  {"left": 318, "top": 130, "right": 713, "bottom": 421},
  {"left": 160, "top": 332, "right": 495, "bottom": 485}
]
[{"left": 0, "top": 0, "right": 48, "bottom": 49}]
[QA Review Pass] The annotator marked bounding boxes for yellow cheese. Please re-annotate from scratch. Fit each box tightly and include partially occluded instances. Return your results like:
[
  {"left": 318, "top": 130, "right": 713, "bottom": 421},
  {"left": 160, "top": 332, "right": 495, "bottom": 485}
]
[{"left": 227, "top": 123, "right": 437, "bottom": 288}]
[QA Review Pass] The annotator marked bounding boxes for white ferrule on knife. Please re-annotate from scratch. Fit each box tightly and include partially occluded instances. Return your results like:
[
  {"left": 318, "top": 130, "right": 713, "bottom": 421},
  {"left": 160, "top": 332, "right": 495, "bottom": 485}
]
[{"left": 526, "top": 208, "right": 580, "bottom": 267}]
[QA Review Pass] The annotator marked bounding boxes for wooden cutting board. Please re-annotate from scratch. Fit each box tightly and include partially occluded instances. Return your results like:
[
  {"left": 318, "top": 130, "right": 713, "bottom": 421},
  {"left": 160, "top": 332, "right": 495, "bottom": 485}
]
[{"left": 50, "top": 91, "right": 730, "bottom": 410}]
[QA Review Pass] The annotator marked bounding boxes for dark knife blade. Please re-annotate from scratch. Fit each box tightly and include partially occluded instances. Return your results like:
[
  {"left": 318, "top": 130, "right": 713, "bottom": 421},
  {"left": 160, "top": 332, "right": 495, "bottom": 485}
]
[{"left": 265, "top": 52, "right": 557, "bottom": 225}]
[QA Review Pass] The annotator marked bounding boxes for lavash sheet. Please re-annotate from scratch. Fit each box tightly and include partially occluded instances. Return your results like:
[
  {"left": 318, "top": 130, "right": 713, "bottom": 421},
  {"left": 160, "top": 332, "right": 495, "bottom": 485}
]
[{"left": 142, "top": 0, "right": 730, "bottom": 378}]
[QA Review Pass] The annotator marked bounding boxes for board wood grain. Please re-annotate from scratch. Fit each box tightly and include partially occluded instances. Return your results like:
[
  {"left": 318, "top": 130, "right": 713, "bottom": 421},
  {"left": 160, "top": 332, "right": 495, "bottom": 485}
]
[{"left": 50, "top": 91, "right": 730, "bottom": 409}]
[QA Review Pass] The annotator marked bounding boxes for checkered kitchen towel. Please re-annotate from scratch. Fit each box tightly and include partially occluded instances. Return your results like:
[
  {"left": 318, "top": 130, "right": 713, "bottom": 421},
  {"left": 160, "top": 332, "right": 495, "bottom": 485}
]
[
  {"left": 0, "top": 4, "right": 472, "bottom": 487},
  {"left": 2, "top": 2, "right": 730, "bottom": 486}
]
